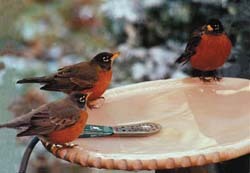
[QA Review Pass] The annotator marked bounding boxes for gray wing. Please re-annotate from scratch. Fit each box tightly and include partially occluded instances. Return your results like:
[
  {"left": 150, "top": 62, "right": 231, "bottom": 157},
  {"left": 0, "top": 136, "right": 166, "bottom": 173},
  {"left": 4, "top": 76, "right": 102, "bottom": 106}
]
[
  {"left": 17, "top": 102, "right": 81, "bottom": 137},
  {"left": 175, "top": 26, "right": 205, "bottom": 64},
  {"left": 41, "top": 62, "right": 98, "bottom": 92}
]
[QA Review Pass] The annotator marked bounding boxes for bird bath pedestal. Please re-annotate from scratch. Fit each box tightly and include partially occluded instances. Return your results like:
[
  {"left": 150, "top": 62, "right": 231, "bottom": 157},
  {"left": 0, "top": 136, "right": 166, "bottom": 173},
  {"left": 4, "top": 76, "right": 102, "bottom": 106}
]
[{"left": 44, "top": 78, "right": 250, "bottom": 172}]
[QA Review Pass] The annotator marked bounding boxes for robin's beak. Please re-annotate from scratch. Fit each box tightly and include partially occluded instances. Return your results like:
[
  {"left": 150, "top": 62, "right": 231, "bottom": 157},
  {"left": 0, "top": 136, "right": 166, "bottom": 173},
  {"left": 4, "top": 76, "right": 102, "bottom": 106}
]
[
  {"left": 111, "top": 52, "right": 120, "bottom": 60},
  {"left": 207, "top": 25, "right": 213, "bottom": 31}
]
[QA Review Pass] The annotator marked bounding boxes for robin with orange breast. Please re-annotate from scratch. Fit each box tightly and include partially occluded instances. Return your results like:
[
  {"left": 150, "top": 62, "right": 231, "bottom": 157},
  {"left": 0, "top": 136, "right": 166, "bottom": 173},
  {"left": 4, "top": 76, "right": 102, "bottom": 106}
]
[
  {"left": 17, "top": 52, "right": 120, "bottom": 108},
  {"left": 0, "top": 92, "right": 90, "bottom": 148},
  {"left": 175, "top": 19, "right": 232, "bottom": 81}
]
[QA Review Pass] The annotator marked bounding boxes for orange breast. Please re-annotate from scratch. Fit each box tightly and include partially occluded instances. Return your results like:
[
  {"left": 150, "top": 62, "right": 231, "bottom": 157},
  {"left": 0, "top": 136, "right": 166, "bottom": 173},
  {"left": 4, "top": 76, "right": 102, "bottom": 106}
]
[
  {"left": 190, "top": 34, "right": 232, "bottom": 71},
  {"left": 87, "top": 70, "right": 112, "bottom": 101},
  {"left": 47, "top": 111, "right": 88, "bottom": 144}
]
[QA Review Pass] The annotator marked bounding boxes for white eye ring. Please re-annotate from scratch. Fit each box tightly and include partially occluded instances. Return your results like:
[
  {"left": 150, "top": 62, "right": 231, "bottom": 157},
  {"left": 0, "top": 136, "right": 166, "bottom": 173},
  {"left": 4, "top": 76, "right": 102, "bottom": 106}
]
[
  {"left": 79, "top": 96, "right": 85, "bottom": 103},
  {"left": 102, "top": 56, "right": 109, "bottom": 62}
]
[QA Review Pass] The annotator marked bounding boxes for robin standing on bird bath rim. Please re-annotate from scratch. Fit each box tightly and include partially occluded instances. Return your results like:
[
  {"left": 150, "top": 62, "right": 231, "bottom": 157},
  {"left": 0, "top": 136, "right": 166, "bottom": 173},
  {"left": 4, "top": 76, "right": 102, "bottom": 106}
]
[
  {"left": 0, "top": 92, "right": 91, "bottom": 149},
  {"left": 175, "top": 19, "right": 232, "bottom": 82},
  {"left": 17, "top": 52, "right": 120, "bottom": 109}
]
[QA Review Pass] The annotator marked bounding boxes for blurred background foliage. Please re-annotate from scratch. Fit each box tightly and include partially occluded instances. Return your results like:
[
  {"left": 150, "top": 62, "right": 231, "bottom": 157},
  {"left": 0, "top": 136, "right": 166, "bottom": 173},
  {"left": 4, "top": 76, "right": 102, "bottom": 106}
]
[{"left": 0, "top": 0, "right": 249, "bottom": 173}]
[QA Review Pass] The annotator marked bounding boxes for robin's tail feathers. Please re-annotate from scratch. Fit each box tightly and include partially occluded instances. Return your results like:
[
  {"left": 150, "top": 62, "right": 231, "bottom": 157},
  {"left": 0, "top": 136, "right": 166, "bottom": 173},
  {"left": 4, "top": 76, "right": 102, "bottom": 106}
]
[
  {"left": 0, "top": 119, "right": 29, "bottom": 129},
  {"left": 0, "top": 124, "right": 7, "bottom": 128},
  {"left": 0, "top": 122, "right": 16, "bottom": 129},
  {"left": 17, "top": 76, "right": 51, "bottom": 84}
]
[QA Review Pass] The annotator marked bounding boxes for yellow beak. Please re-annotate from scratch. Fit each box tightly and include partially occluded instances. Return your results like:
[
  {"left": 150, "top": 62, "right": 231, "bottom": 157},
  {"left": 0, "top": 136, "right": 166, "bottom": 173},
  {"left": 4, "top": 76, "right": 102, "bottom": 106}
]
[
  {"left": 111, "top": 52, "right": 120, "bottom": 60},
  {"left": 207, "top": 25, "right": 213, "bottom": 31}
]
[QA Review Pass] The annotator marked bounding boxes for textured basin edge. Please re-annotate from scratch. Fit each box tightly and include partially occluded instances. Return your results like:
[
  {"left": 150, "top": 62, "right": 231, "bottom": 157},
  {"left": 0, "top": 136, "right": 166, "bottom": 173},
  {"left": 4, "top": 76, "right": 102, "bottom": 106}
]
[{"left": 44, "top": 138, "right": 250, "bottom": 170}]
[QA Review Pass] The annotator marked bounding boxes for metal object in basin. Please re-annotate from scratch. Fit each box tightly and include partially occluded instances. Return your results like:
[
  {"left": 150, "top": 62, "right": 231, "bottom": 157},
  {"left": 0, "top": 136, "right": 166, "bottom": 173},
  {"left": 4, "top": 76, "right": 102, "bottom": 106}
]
[{"left": 80, "top": 122, "right": 161, "bottom": 138}]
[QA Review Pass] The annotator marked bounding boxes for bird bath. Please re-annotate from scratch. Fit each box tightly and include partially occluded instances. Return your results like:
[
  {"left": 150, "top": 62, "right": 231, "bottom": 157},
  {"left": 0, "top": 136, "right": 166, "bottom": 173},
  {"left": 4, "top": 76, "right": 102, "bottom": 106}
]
[{"left": 43, "top": 78, "right": 250, "bottom": 170}]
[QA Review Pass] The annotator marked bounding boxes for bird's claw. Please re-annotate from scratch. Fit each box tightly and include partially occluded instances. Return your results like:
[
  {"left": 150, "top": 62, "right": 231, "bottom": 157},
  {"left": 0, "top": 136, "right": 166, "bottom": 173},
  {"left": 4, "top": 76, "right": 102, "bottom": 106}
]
[
  {"left": 64, "top": 143, "right": 78, "bottom": 148},
  {"left": 199, "top": 76, "right": 212, "bottom": 82},
  {"left": 54, "top": 144, "right": 63, "bottom": 149},
  {"left": 199, "top": 76, "right": 222, "bottom": 82},
  {"left": 88, "top": 97, "right": 105, "bottom": 109},
  {"left": 213, "top": 76, "right": 222, "bottom": 81},
  {"left": 45, "top": 142, "right": 78, "bottom": 151}
]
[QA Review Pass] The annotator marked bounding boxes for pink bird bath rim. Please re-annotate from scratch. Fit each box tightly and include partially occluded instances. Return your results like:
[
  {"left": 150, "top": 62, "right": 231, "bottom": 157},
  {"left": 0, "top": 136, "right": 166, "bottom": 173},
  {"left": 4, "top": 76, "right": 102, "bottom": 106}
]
[{"left": 44, "top": 77, "right": 250, "bottom": 170}]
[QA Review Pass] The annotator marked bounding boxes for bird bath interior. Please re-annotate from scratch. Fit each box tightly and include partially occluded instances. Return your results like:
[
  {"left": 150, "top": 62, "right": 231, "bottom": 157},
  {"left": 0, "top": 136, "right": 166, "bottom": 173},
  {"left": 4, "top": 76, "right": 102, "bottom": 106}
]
[{"left": 44, "top": 77, "right": 250, "bottom": 170}]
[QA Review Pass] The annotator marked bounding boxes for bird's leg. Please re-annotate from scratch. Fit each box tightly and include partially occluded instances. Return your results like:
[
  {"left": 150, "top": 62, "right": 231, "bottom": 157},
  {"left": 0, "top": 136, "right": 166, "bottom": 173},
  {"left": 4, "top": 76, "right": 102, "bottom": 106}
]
[
  {"left": 52, "top": 143, "right": 78, "bottom": 148},
  {"left": 63, "top": 143, "right": 78, "bottom": 148},
  {"left": 43, "top": 142, "right": 63, "bottom": 153},
  {"left": 87, "top": 96, "right": 105, "bottom": 109},
  {"left": 54, "top": 144, "right": 63, "bottom": 149},
  {"left": 44, "top": 141, "right": 77, "bottom": 151},
  {"left": 199, "top": 76, "right": 211, "bottom": 82},
  {"left": 210, "top": 70, "right": 222, "bottom": 81},
  {"left": 192, "top": 69, "right": 210, "bottom": 81},
  {"left": 199, "top": 70, "right": 222, "bottom": 82}
]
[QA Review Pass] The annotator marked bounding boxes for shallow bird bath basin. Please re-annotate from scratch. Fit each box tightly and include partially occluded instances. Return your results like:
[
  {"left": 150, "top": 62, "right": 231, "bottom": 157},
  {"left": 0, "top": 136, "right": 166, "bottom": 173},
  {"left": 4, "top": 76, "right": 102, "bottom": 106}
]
[{"left": 45, "top": 77, "right": 250, "bottom": 170}]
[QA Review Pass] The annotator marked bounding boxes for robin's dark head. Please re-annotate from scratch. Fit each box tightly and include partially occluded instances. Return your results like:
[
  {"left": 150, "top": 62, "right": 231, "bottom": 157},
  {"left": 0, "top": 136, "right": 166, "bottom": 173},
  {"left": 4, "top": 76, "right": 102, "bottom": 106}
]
[
  {"left": 69, "top": 92, "right": 89, "bottom": 109},
  {"left": 206, "top": 19, "right": 224, "bottom": 34},
  {"left": 91, "top": 52, "right": 120, "bottom": 70}
]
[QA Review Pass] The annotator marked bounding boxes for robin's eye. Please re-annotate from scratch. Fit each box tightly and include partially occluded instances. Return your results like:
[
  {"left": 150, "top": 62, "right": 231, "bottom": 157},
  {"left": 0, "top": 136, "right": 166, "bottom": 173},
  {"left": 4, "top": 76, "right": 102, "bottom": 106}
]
[
  {"left": 102, "top": 56, "right": 110, "bottom": 62},
  {"left": 79, "top": 96, "right": 86, "bottom": 103},
  {"left": 214, "top": 24, "right": 219, "bottom": 28}
]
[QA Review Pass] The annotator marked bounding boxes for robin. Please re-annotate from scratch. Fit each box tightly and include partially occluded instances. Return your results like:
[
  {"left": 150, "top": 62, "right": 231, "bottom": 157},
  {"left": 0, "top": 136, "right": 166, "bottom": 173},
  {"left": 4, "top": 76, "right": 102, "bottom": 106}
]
[
  {"left": 17, "top": 52, "right": 120, "bottom": 108},
  {"left": 175, "top": 19, "right": 232, "bottom": 81},
  {"left": 0, "top": 92, "right": 90, "bottom": 148}
]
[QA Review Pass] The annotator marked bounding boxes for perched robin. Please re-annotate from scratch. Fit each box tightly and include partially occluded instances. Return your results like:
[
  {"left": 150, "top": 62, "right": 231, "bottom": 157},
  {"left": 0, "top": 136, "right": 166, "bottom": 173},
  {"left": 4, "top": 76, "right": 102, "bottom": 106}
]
[
  {"left": 17, "top": 52, "right": 120, "bottom": 108},
  {"left": 175, "top": 19, "right": 232, "bottom": 81},
  {"left": 0, "top": 92, "right": 89, "bottom": 147}
]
